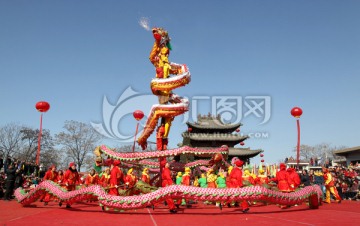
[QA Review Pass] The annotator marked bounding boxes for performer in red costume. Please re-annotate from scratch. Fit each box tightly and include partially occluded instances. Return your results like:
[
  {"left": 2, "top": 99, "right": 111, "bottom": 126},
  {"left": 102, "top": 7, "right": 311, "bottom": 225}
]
[
  {"left": 42, "top": 165, "right": 58, "bottom": 205},
  {"left": 161, "top": 162, "right": 177, "bottom": 213},
  {"left": 287, "top": 167, "right": 301, "bottom": 192},
  {"left": 124, "top": 168, "right": 137, "bottom": 188},
  {"left": 226, "top": 166, "right": 233, "bottom": 188},
  {"left": 229, "top": 159, "right": 249, "bottom": 213},
  {"left": 255, "top": 169, "right": 269, "bottom": 187},
  {"left": 141, "top": 168, "right": 150, "bottom": 184},
  {"left": 242, "top": 169, "right": 256, "bottom": 186},
  {"left": 181, "top": 167, "right": 191, "bottom": 186},
  {"left": 181, "top": 167, "right": 192, "bottom": 207},
  {"left": 84, "top": 168, "right": 99, "bottom": 202},
  {"left": 270, "top": 163, "right": 291, "bottom": 209},
  {"left": 57, "top": 170, "right": 65, "bottom": 186},
  {"left": 156, "top": 123, "right": 168, "bottom": 150},
  {"left": 85, "top": 169, "right": 99, "bottom": 186},
  {"left": 273, "top": 163, "right": 290, "bottom": 192},
  {"left": 109, "top": 160, "right": 124, "bottom": 196},
  {"left": 100, "top": 168, "right": 111, "bottom": 188},
  {"left": 63, "top": 162, "right": 80, "bottom": 208}
]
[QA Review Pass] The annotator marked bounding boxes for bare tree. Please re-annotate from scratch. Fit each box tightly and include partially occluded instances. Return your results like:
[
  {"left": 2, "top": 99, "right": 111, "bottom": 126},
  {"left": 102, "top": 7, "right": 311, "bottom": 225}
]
[
  {"left": 292, "top": 142, "right": 348, "bottom": 164},
  {"left": 55, "top": 120, "right": 102, "bottom": 172},
  {"left": 292, "top": 144, "right": 317, "bottom": 160},
  {"left": 18, "top": 127, "right": 39, "bottom": 161},
  {"left": 81, "top": 155, "right": 95, "bottom": 173},
  {"left": 0, "top": 123, "right": 24, "bottom": 159},
  {"left": 19, "top": 127, "right": 61, "bottom": 168}
]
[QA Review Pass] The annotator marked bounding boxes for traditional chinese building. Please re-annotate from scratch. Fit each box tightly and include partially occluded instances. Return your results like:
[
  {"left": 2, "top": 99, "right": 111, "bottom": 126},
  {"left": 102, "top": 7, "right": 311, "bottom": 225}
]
[
  {"left": 333, "top": 146, "right": 360, "bottom": 166},
  {"left": 178, "top": 114, "right": 263, "bottom": 163}
]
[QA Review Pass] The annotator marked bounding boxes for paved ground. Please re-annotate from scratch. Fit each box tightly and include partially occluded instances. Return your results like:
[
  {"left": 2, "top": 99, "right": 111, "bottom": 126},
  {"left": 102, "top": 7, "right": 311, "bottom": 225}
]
[{"left": 1, "top": 199, "right": 359, "bottom": 226}]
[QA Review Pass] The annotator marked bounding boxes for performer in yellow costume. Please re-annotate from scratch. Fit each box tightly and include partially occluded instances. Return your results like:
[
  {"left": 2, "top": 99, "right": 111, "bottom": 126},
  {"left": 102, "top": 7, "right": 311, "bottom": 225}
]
[
  {"left": 207, "top": 169, "right": 217, "bottom": 188},
  {"left": 323, "top": 167, "right": 341, "bottom": 204}
]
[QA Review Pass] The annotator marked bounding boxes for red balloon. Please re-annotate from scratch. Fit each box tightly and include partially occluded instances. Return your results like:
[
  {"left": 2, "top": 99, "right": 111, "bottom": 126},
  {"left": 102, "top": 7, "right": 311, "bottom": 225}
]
[
  {"left": 133, "top": 110, "right": 144, "bottom": 121},
  {"left": 261, "top": 159, "right": 265, "bottom": 163},
  {"left": 291, "top": 107, "right": 303, "bottom": 118},
  {"left": 35, "top": 101, "right": 50, "bottom": 113},
  {"left": 236, "top": 128, "right": 240, "bottom": 132},
  {"left": 260, "top": 154, "right": 264, "bottom": 157},
  {"left": 240, "top": 142, "right": 245, "bottom": 146}
]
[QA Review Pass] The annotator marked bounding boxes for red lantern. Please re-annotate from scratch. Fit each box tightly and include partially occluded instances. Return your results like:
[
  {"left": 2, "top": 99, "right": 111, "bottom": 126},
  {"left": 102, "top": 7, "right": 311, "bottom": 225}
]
[
  {"left": 261, "top": 159, "right": 265, "bottom": 163},
  {"left": 291, "top": 107, "right": 303, "bottom": 118},
  {"left": 133, "top": 110, "right": 144, "bottom": 121},
  {"left": 236, "top": 128, "right": 240, "bottom": 132},
  {"left": 260, "top": 154, "right": 264, "bottom": 158},
  {"left": 35, "top": 101, "right": 50, "bottom": 113},
  {"left": 240, "top": 142, "right": 245, "bottom": 146},
  {"left": 188, "top": 127, "right": 192, "bottom": 132}
]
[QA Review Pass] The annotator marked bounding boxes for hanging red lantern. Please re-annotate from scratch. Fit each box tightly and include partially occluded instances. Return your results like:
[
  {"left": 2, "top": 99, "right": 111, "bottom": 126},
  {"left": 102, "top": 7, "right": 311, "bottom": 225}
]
[
  {"left": 35, "top": 101, "right": 50, "bottom": 112},
  {"left": 260, "top": 154, "right": 264, "bottom": 157},
  {"left": 133, "top": 110, "right": 144, "bottom": 121},
  {"left": 240, "top": 142, "right": 245, "bottom": 146},
  {"left": 188, "top": 127, "right": 192, "bottom": 132},
  {"left": 261, "top": 159, "right": 265, "bottom": 163},
  {"left": 236, "top": 128, "right": 240, "bottom": 133},
  {"left": 291, "top": 107, "right": 303, "bottom": 118}
]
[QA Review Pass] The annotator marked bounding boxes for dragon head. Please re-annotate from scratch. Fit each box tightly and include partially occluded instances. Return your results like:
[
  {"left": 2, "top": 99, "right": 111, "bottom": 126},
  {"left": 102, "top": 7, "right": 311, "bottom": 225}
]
[{"left": 152, "top": 27, "right": 171, "bottom": 49}]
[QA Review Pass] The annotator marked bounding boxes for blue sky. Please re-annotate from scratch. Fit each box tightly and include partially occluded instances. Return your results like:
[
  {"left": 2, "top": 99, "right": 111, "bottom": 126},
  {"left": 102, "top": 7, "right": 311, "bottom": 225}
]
[{"left": 1, "top": 0, "right": 359, "bottom": 164}]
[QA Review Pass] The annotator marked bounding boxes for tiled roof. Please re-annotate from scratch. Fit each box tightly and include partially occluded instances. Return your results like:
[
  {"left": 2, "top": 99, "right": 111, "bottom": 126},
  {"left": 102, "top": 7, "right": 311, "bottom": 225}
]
[
  {"left": 227, "top": 147, "right": 263, "bottom": 157},
  {"left": 186, "top": 116, "right": 242, "bottom": 129},
  {"left": 333, "top": 146, "right": 360, "bottom": 155}
]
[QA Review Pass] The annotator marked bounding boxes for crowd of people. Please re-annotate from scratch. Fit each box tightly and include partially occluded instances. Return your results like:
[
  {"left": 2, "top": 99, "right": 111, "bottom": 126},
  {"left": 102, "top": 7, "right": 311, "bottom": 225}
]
[
  {"left": 0, "top": 157, "right": 42, "bottom": 201},
  {"left": 1, "top": 155, "right": 359, "bottom": 213},
  {"left": 317, "top": 165, "right": 359, "bottom": 201}
]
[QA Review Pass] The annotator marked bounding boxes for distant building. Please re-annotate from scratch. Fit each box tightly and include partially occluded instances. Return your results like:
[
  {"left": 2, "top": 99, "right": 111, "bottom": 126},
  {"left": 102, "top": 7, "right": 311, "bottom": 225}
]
[
  {"left": 333, "top": 146, "right": 360, "bottom": 165},
  {"left": 178, "top": 114, "right": 263, "bottom": 163},
  {"left": 285, "top": 159, "right": 309, "bottom": 171}
]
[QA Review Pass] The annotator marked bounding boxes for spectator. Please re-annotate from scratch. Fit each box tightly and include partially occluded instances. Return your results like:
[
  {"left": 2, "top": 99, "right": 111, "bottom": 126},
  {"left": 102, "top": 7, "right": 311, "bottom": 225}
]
[
  {"left": 14, "top": 169, "right": 24, "bottom": 189},
  {"left": 300, "top": 170, "right": 311, "bottom": 187},
  {"left": 3, "top": 164, "right": 17, "bottom": 201},
  {"left": 0, "top": 156, "right": 3, "bottom": 171},
  {"left": 313, "top": 170, "right": 325, "bottom": 198},
  {"left": 0, "top": 171, "right": 5, "bottom": 199}
]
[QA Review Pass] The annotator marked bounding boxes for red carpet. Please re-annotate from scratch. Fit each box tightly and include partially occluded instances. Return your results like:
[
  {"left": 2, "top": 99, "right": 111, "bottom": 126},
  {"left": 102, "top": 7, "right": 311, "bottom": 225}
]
[{"left": 1, "top": 200, "right": 359, "bottom": 226}]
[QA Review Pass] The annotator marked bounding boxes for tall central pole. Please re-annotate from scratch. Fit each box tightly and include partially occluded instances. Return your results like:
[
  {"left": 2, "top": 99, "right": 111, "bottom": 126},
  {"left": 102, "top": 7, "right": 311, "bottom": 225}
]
[
  {"left": 291, "top": 106, "right": 303, "bottom": 169},
  {"left": 296, "top": 119, "right": 301, "bottom": 168},
  {"left": 36, "top": 113, "right": 43, "bottom": 165}
]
